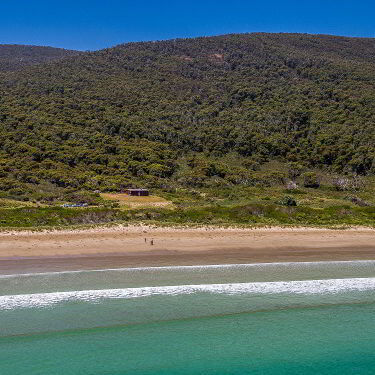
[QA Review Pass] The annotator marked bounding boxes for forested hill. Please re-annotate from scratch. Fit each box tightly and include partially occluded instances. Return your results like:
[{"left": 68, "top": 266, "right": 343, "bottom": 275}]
[
  {"left": 0, "top": 44, "right": 80, "bottom": 71},
  {"left": 1, "top": 33, "right": 375, "bottom": 195}
]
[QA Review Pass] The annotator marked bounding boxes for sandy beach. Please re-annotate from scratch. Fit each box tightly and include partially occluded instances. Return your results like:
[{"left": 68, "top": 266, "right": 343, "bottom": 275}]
[{"left": 0, "top": 226, "right": 374, "bottom": 274}]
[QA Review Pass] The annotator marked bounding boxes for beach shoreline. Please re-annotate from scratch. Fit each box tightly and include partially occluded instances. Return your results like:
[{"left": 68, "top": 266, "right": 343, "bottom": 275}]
[{"left": 0, "top": 225, "right": 374, "bottom": 274}]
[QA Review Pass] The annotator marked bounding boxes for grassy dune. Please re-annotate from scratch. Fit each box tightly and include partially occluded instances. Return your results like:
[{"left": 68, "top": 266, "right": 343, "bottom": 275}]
[{"left": 0, "top": 172, "right": 374, "bottom": 230}]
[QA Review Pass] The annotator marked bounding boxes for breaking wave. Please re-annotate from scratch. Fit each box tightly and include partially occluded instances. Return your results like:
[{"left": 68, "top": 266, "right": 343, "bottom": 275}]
[{"left": 1, "top": 277, "right": 375, "bottom": 310}]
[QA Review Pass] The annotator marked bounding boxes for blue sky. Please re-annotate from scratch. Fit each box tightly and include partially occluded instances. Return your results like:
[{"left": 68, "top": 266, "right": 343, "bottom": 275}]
[{"left": 1, "top": 0, "right": 374, "bottom": 50}]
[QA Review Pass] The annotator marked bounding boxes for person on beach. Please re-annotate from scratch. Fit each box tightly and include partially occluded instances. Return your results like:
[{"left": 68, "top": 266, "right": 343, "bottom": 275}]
[{"left": 150, "top": 239, "right": 154, "bottom": 246}]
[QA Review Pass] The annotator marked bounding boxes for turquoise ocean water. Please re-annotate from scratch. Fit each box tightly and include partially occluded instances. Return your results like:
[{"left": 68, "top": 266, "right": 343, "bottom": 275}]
[{"left": 1, "top": 261, "right": 375, "bottom": 374}]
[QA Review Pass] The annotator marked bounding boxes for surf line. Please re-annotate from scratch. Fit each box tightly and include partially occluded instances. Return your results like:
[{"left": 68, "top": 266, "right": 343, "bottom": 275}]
[
  {"left": 1, "top": 260, "right": 375, "bottom": 279},
  {"left": 2, "top": 277, "right": 375, "bottom": 310}
]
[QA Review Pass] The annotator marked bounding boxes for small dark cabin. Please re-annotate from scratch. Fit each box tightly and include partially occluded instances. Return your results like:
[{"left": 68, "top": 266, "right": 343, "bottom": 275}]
[{"left": 125, "top": 189, "right": 149, "bottom": 197}]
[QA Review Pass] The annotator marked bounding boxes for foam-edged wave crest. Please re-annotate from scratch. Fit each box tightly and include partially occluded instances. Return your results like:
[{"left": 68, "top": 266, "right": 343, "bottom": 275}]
[{"left": 1, "top": 277, "right": 375, "bottom": 310}]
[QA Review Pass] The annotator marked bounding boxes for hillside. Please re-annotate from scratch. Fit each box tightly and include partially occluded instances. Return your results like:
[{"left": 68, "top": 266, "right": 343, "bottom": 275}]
[
  {"left": 0, "top": 44, "right": 80, "bottom": 72},
  {"left": 0, "top": 33, "right": 374, "bottom": 208}
]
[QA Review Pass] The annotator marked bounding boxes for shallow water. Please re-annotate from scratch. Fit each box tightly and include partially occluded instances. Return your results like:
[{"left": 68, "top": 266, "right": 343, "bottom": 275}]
[{"left": 1, "top": 261, "right": 375, "bottom": 374}]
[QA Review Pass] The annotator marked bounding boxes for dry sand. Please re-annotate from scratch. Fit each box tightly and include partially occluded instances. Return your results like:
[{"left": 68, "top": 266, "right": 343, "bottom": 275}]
[{"left": 0, "top": 226, "right": 374, "bottom": 274}]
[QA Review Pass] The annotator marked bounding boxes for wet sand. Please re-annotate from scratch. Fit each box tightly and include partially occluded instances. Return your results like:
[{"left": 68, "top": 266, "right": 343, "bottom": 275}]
[{"left": 0, "top": 226, "right": 374, "bottom": 274}]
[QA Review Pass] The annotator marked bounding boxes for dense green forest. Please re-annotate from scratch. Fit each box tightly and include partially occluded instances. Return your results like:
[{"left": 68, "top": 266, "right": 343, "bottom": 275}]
[{"left": 0, "top": 33, "right": 374, "bottom": 227}]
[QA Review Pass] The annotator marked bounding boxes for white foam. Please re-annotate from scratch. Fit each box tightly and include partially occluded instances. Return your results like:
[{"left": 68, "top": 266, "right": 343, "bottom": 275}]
[
  {"left": 1, "top": 260, "right": 374, "bottom": 279},
  {"left": 1, "top": 278, "right": 375, "bottom": 310}
]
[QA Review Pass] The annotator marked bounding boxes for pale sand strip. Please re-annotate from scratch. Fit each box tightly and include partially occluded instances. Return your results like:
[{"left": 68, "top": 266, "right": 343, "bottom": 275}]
[{"left": 0, "top": 226, "right": 374, "bottom": 274}]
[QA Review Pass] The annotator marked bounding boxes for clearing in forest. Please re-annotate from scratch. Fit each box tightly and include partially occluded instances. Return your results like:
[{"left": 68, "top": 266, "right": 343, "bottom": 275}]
[{"left": 100, "top": 193, "right": 173, "bottom": 209}]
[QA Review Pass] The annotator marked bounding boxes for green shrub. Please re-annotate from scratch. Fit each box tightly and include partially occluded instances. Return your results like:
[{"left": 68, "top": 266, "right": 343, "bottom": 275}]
[
  {"left": 301, "top": 172, "right": 321, "bottom": 188},
  {"left": 278, "top": 196, "right": 297, "bottom": 206}
]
